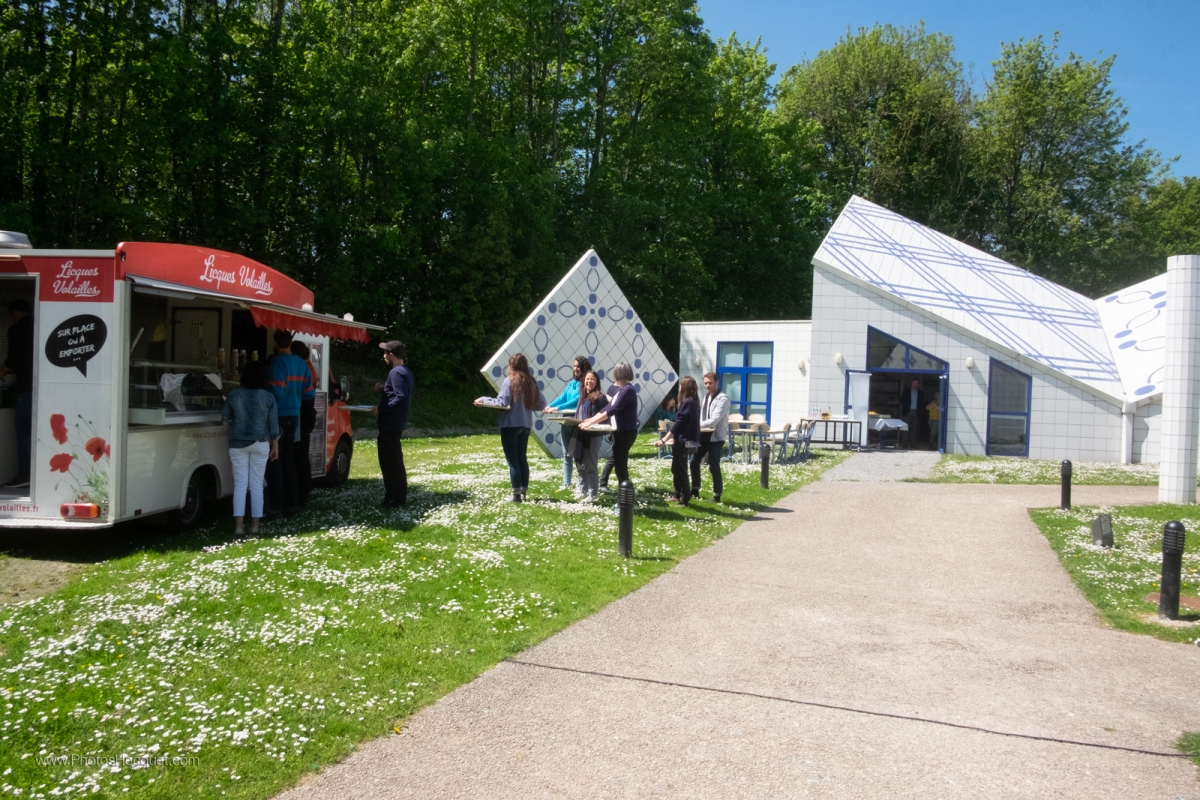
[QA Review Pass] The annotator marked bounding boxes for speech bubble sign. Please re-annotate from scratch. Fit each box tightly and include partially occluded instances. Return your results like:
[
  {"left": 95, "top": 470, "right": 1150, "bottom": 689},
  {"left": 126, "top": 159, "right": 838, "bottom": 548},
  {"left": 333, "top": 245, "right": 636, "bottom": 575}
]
[{"left": 45, "top": 314, "right": 108, "bottom": 377}]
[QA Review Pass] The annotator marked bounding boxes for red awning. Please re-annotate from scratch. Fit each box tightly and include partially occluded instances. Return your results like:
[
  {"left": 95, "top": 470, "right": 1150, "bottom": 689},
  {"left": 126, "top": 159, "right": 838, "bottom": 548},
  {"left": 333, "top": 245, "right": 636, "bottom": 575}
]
[{"left": 250, "top": 305, "right": 375, "bottom": 343}]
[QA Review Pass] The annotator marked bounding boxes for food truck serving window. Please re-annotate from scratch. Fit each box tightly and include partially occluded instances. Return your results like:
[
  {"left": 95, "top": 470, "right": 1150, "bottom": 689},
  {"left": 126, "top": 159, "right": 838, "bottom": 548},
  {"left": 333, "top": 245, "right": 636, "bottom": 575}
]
[{"left": 129, "top": 288, "right": 253, "bottom": 425}]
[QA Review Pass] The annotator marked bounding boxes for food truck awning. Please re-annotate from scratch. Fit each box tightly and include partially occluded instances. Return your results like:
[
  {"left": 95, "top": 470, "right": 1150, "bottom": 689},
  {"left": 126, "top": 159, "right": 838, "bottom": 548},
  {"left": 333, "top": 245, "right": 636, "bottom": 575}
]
[
  {"left": 249, "top": 305, "right": 383, "bottom": 343},
  {"left": 127, "top": 275, "right": 385, "bottom": 343}
]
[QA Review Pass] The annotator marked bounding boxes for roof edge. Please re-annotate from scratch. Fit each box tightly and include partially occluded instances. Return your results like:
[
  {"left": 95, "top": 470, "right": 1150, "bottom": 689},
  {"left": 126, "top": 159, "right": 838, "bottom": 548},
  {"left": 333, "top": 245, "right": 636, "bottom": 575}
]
[{"left": 812, "top": 258, "right": 1126, "bottom": 408}]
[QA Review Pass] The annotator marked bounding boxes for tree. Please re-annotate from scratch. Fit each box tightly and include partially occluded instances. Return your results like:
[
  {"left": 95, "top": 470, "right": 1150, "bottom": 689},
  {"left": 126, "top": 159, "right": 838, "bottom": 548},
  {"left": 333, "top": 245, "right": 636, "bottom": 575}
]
[
  {"left": 970, "top": 35, "right": 1163, "bottom": 295},
  {"left": 774, "top": 23, "right": 974, "bottom": 234}
]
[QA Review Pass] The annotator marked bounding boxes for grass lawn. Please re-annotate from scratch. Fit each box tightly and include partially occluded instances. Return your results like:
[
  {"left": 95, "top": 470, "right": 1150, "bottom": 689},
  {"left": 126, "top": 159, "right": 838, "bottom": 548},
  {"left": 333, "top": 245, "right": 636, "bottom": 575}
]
[
  {"left": 0, "top": 434, "right": 845, "bottom": 799},
  {"left": 924, "top": 455, "right": 1160, "bottom": 485},
  {"left": 1027, "top": 503, "right": 1200, "bottom": 646}
]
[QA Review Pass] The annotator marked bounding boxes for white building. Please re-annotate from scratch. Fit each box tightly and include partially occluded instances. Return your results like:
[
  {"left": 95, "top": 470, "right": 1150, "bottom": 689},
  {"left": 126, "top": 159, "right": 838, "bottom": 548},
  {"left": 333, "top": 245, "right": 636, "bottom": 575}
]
[
  {"left": 683, "top": 196, "right": 1176, "bottom": 462},
  {"left": 679, "top": 320, "right": 811, "bottom": 427}
]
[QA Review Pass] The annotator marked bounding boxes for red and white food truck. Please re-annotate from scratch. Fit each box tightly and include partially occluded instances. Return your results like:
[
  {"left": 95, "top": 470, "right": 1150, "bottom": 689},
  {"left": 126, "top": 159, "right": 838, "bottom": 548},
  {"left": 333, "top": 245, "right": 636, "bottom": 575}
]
[{"left": 0, "top": 242, "right": 383, "bottom": 529}]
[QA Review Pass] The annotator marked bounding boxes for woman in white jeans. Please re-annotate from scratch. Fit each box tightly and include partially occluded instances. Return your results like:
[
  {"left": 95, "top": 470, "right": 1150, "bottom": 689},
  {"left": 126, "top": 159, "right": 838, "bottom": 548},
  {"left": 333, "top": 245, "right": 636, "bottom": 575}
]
[{"left": 221, "top": 360, "right": 280, "bottom": 535}]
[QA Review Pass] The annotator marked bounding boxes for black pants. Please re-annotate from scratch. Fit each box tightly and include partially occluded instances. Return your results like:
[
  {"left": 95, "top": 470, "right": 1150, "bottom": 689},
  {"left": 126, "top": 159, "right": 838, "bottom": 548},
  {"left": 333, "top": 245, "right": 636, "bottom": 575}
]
[
  {"left": 599, "top": 453, "right": 615, "bottom": 488},
  {"left": 499, "top": 426, "right": 532, "bottom": 490},
  {"left": 267, "top": 416, "right": 300, "bottom": 513},
  {"left": 377, "top": 429, "right": 408, "bottom": 506},
  {"left": 671, "top": 443, "right": 691, "bottom": 504},
  {"left": 611, "top": 430, "right": 638, "bottom": 485},
  {"left": 293, "top": 398, "right": 317, "bottom": 505},
  {"left": 690, "top": 434, "right": 724, "bottom": 498}
]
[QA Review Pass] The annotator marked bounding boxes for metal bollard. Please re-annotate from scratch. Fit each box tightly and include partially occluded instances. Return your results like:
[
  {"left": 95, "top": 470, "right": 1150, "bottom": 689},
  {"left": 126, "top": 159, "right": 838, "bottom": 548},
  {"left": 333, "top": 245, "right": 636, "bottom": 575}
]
[
  {"left": 1060, "top": 460, "right": 1072, "bottom": 510},
  {"left": 617, "top": 480, "right": 635, "bottom": 558},
  {"left": 760, "top": 442, "right": 771, "bottom": 489},
  {"left": 1159, "top": 521, "right": 1187, "bottom": 620}
]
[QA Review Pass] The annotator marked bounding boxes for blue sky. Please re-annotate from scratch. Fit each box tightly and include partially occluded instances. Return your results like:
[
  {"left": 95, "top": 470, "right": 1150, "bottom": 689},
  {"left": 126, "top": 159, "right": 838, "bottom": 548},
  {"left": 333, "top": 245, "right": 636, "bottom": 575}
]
[{"left": 695, "top": 0, "right": 1199, "bottom": 177}]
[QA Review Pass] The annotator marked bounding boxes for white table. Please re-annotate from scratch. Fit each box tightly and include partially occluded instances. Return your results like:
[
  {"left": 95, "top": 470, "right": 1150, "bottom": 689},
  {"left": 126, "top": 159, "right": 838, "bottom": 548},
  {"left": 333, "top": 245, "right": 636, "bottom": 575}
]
[{"left": 870, "top": 417, "right": 908, "bottom": 449}]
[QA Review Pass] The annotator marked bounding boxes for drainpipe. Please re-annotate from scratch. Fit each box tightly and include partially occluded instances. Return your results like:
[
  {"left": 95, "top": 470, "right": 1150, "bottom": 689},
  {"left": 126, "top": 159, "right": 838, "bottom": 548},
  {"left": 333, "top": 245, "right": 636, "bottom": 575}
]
[
  {"left": 1121, "top": 401, "right": 1135, "bottom": 465},
  {"left": 1158, "top": 255, "right": 1200, "bottom": 504}
]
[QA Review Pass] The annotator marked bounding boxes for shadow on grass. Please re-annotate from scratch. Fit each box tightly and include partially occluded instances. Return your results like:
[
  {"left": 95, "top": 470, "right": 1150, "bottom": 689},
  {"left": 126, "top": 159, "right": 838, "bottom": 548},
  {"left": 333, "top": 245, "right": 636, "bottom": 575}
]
[{"left": 0, "top": 479, "right": 471, "bottom": 563}]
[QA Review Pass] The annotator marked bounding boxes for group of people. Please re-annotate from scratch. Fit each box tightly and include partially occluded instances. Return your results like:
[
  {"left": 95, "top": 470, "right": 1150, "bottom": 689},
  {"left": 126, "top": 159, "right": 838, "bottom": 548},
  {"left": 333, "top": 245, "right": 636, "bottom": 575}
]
[
  {"left": 221, "top": 329, "right": 325, "bottom": 534},
  {"left": 482, "top": 353, "right": 731, "bottom": 506},
  {"left": 222, "top": 336, "right": 412, "bottom": 532}
]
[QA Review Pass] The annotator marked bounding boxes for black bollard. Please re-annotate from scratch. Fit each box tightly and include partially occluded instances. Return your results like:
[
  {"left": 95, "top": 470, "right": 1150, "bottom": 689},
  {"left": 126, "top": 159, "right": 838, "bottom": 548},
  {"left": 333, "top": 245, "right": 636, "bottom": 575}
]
[
  {"left": 617, "top": 480, "right": 635, "bottom": 558},
  {"left": 1159, "top": 521, "right": 1186, "bottom": 620},
  {"left": 760, "top": 442, "right": 770, "bottom": 489},
  {"left": 1060, "top": 460, "right": 1072, "bottom": 510}
]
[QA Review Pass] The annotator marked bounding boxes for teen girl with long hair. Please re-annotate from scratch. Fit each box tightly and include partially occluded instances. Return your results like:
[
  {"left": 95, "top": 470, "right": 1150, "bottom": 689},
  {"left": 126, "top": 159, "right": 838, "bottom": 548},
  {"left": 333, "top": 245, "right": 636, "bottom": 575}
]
[
  {"left": 571, "top": 370, "right": 608, "bottom": 500},
  {"left": 656, "top": 375, "right": 700, "bottom": 505},
  {"left": 489, "top": 353, "right": 546, "bottom": 502}
]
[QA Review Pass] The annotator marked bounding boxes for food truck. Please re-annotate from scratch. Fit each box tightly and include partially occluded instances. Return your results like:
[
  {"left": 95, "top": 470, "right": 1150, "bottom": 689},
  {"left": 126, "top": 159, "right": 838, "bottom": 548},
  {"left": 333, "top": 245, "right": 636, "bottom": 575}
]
[{"left": 0, "top": 242, "right": 383, "bottom": 529}]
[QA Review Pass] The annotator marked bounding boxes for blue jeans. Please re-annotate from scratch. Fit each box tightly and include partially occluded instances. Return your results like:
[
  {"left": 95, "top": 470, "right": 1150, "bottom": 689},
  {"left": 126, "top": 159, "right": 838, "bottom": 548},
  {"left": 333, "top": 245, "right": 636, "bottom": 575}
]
[
  {"left": 561, "top": 424, "right": 574, "bottom": 487},
  {"left": 499, "top": 426, "right": 531, "bottom": 490},
  {"left": 15, "top": 392, "right": 31, "bottom": 477}
]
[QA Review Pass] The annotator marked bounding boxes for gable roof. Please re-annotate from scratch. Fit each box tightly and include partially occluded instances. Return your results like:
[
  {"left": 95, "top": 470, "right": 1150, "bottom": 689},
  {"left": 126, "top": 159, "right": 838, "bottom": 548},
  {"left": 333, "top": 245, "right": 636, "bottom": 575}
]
[{"left": 813, "top": 196, "right": 1164, "bottom": 404}]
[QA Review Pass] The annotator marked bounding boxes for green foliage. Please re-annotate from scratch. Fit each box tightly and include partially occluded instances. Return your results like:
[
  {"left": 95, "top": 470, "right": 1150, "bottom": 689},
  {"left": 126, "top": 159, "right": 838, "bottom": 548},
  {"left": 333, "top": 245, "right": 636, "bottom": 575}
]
[
  {"left": 1178, "top": 731, "right": 1200, "bottom": 767},
  {"left": 1, "top": 8, "right": 1196, "bottom": 392},
  {"left": 970, "top": 35, "right": 1165, "bottom": 295},
  {"left": 0, "top": 0, "right": 815, "bottom": 392},
  {"left": 775, "top": 24, "right": 975, "bottom": 232}
]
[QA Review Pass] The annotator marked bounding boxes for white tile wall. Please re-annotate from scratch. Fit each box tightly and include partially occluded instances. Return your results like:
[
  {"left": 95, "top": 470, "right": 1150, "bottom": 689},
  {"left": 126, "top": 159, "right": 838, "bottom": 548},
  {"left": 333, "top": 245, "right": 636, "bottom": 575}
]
[
  {"left": 679, "top": 321, "right": 811, "bottom": 425},
  {"left": 1158, "top": 255, "right": 1200, "bottom": 502},
  {"left": 809, "top": 267, "right": 1126, "bottom": 461},
  {"left": 1133, "top": 399, "right": 1162, "bottom": 464}
]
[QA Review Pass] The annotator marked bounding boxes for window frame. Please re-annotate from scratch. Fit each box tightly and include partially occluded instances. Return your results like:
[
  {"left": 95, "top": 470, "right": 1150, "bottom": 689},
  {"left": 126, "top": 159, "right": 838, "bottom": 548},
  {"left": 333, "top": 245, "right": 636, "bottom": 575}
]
[
  {"left": 716, "top": 341, "right": 774, "bottom": 421},
  {"left": 986, "top": 359, "right": 1033, "bottom": 458},
  {"left": 864, "top": 326, "right": 948, "bottom": 374}
]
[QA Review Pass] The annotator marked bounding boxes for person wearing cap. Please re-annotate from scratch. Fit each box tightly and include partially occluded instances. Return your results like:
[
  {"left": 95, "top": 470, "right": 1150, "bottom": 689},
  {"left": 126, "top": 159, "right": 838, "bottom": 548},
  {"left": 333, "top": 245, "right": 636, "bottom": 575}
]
[{"left": 372, "top": 341, "right": 413, "bottom": 508}]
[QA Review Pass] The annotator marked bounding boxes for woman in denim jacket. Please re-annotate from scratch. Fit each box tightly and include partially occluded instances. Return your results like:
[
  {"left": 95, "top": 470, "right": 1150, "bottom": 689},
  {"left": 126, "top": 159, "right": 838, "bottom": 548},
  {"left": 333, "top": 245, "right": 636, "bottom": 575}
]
[{"left": 222, "top": 360, "right": 280, "bottom": 535}]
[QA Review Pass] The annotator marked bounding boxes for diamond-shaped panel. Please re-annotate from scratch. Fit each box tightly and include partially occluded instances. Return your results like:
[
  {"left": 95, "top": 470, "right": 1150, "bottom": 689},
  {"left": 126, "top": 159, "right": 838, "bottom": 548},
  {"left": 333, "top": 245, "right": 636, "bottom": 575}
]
[{"left": 481, "top": 250, "right": 677, "bottom": 457}]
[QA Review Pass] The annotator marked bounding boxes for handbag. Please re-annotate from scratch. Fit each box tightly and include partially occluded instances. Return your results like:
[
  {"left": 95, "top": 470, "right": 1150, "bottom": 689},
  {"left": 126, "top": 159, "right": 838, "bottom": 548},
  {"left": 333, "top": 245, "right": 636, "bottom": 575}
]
[{"left": 683, "top": 440, "right": 700, "bottom": 453}]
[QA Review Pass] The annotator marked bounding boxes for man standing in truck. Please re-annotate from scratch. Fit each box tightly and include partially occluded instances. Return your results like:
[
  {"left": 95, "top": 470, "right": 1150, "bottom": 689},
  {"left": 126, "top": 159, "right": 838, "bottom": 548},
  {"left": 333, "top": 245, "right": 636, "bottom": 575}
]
[{"left": 0, "top": 299, "right": 33, "bottom": 489}]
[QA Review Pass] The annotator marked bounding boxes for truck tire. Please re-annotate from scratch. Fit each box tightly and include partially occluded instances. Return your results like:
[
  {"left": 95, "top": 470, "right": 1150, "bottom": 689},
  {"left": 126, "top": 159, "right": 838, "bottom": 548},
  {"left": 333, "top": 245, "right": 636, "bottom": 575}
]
[
  {"left": 325, "top": 438, "right": 352, "bottom": 486},
  {"left": 170, "top": 469, "right": 212, "bottom": 531}
]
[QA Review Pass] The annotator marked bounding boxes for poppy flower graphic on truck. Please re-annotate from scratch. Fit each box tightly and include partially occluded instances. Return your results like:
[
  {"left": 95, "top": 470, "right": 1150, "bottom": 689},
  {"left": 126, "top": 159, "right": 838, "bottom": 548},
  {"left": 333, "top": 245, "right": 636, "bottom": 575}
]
[{"left": 41, "top": 413, "right": 111, "bottom": 513}]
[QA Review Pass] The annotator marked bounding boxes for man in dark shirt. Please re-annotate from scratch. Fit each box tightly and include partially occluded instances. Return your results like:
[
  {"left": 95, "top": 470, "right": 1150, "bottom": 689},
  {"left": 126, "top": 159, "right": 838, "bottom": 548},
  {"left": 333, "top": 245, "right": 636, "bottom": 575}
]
[
  {"left": 371, "top": 341, "right": 413, "bottom": 508},
  {"left": 0, "top": 299, "right": 33, "bottom": 488},
  {"left": 899, "top": 379, "right": 925, "bottom": 448}
]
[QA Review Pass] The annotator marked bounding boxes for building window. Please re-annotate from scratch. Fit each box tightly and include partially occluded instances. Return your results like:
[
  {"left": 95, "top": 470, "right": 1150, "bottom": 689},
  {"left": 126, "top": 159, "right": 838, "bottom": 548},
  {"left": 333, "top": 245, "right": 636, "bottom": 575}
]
[
  {"left": 717, "top": 342, "right": 773, "bottom": 420},
  {"left": 866, "top": 326, "right": 947, "bottom": 373},
  {"left": 987, "top": 360, "right": 1032, "bottom": 457}
]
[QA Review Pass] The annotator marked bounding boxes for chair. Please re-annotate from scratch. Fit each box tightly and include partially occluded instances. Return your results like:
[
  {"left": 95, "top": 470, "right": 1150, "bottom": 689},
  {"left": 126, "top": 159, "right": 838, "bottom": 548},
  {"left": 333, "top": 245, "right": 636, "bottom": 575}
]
[
  {"left": 770, "top": 423, "right": 792, "bottom": 464},
  {"left": 746, "top": 422, "right": 770, "bottom": 463},
  {"left": 795, "top": 421, "right": 815, "bottom": 462},
  {"left": 726, "top": 414, "right": 745, "bottom": 462},
  {"left": 656, "top": 419, "right": 673, "bottom": 459}
]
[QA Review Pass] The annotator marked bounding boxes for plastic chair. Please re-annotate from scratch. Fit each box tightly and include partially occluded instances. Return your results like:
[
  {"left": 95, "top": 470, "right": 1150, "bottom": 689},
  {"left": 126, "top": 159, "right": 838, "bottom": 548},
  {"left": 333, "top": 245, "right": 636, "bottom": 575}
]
[
  {"left": 657, "top": 419, "right": 673, "bottom": 459},
  {"left": 795, "top": 421, "right": 815, "bottom": 462},
  {"left": 726, "top": 414, "right": 745, "bottom": 462},
  {"left": 770, "top": 423, "right": 792, "bottom": 464}
]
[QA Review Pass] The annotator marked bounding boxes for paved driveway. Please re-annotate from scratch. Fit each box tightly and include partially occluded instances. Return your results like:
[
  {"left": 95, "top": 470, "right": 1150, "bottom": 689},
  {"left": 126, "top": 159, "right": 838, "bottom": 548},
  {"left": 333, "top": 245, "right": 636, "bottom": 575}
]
[{"left": 279, "top": 482, "right": 1200, "bottom": 799}]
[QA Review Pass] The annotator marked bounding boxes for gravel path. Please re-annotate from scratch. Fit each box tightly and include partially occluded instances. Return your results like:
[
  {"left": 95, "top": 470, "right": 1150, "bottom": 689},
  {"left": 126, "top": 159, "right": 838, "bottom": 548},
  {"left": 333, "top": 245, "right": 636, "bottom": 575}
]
[
  {"left": 819, "top": 448, "right": 942, "bottom": 482},
  {"left": 278, "top": 483, "right": 1200, "bottom": 799}
]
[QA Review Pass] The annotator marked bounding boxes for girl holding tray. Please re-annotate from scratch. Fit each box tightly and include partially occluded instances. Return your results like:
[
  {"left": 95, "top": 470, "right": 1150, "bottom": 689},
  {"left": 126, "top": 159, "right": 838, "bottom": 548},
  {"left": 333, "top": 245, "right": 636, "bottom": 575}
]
[
  {"left": 570, "top": 370, "right": 608, "bottom": 500},
  {"left": 487, "top": 353, "right": 546, "bottom": 503},
  {"left": 655, "top": 375, "right": 700, "bottom": 506},
  {"left": 580, "top": 361, "right": 638, "bottom": 485},
  {"left": 543, "top": 355, "right": 592, "bottom": 494}
]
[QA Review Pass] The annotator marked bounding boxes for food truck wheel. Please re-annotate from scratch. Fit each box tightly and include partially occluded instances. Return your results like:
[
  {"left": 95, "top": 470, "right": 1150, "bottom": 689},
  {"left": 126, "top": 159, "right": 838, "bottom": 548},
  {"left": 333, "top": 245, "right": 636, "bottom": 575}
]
[
  {"left": 325, "top": 438, "right": 352, "bottom": 486},
  {"left": 170, "top": 469, "right": 214, "bottom": 530}
]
